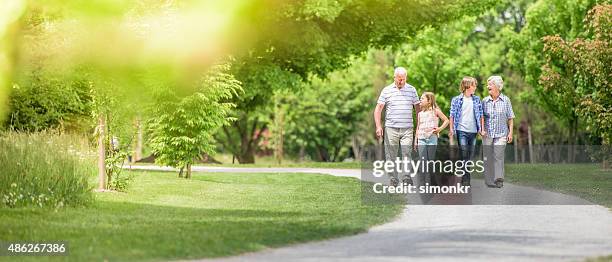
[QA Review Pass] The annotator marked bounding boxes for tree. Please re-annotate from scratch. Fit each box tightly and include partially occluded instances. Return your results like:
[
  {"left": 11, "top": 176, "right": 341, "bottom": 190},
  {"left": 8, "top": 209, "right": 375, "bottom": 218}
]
[
  {"left": 395, "top": 16, "right": 483, "bottom": 114},
  {"left": 219, "top": 0, "right": 498, "bottom": 163},
  {"left": 7, "top": 69, "right": 92, "bottom": 132},
  {"left": 280, "top": 54, "right": 381, "bottom": 162},
  {"left": 540, "top": 4, "right": 611, "bottom": 145},
  {"left": 147, "top": 64, "right": 242, "bottom": 178},
  {"left": 89, "top": 72, "right": 138, "bottom": 191},
  {"left": 217, "top": 60, "right": 301, "bottom": 163},
  {"left": 510, "top": 0, "right": 606, "bottom": 147},
  {"left": 395, "top": 0, "right": 533, "bottom": 118},
  {"left": 5, "top": 0, "right": 500, "bottom": 167}
]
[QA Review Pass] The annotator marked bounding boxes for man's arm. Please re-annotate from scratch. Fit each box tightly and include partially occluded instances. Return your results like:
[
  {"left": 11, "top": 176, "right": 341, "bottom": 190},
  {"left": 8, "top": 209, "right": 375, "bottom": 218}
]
[
  {"left": 414, "top": 112, "right": 420, "bottom": 149},
  {"left": 374, "top": 103, "right": 385, "bottom": 139},
  {"left": 412, "top": 104, "right": 420, "bottom": 146}
]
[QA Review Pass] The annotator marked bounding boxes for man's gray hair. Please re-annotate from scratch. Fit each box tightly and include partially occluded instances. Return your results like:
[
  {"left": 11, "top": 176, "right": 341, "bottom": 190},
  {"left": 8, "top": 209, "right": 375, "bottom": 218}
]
[
  {"left": 394, "top": 67, "right": 407, "bottom": 76},
  {"left": 487, "top": 75, "right": 504, "bottom": 90}
]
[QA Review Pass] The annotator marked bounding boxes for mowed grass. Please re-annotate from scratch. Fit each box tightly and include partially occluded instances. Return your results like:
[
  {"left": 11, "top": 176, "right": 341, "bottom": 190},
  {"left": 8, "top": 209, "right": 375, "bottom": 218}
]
[
  {"left": 0, "top": 171, "right": 402, "bottom": 261},
  {"left": 502, "top": 164, "right": 612, "bottom": 208},
  {"left": 131, "top": 161, "right": 363, "bottom": 169}
]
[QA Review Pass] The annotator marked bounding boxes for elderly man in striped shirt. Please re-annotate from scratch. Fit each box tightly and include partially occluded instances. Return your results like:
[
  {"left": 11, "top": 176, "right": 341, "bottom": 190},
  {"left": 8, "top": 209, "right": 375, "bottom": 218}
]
[{"left": 374, "top": 67, "right": 421, "bottom": 186}]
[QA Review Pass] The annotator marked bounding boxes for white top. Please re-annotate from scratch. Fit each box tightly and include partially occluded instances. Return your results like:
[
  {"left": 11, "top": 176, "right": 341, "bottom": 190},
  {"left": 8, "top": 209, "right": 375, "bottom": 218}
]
[
  {"left": 417, "top": 110, "right": 439, "bottom": 139},
  {"left": 457, "top": 96, "right": 477, "bottom": 133}
]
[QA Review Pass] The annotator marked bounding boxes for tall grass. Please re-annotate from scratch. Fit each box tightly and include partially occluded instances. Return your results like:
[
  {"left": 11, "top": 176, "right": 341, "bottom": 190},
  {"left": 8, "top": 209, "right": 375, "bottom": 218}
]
[{"left": 0, "top": 132, "right": 94, "bottom": 208}]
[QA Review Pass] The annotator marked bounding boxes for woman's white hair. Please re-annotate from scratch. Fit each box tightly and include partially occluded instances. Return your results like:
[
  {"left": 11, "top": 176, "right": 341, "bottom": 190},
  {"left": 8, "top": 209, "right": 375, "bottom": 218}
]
[
  {"left": 394, "top": 67, "right": 407, "bottom": 76},
  {"left": 487, "top": 75, "right": 504, "bottom": 90}
]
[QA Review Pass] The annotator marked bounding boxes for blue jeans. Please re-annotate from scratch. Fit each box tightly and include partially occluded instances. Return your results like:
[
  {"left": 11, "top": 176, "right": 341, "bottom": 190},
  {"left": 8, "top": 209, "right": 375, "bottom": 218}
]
[
  {"left": 417, "top": 135, "right": 438, "bottom": 186},
  {"left": 456, "top": 130, "right": 477, "bottom": 181},
  {"left": 417, "top": 135, "right": 438, "bottom": 162}
]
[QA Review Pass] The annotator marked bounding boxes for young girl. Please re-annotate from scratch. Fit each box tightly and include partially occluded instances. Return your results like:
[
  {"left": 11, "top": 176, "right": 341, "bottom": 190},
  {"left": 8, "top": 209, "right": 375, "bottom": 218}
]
[
  {"left": 415, "top": 92, "right": 449, "bottom": 149},
  {"left": 415, "top": 92, "right": 449, "bottom": 168}
]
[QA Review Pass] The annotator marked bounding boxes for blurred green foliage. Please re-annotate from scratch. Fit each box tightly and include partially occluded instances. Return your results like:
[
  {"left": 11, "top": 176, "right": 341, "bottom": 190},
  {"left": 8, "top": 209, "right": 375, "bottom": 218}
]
[
  {"left": 221, "top": 0, "right": 498, "bottom": 162},
  {"left": 2, "top": 0, "right": 608, "bottom": 166},
  {"left": 280, "top": 55, "right": 379, "bottom": 162},
  {"left": 7, "top": 69, "right": 92, "bottom": 132}
]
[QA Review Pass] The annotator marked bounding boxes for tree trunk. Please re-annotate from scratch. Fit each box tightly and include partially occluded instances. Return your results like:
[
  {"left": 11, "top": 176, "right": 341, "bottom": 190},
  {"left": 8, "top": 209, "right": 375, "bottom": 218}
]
[
  {"left": 237, "top": 122, "right": 257, "bottom": 163},
  {"left": 548, "top": 147, "right": 554, "bottom": 163},
  {"left": 134, "top": 117, "right": 143, "bottom": 162},
  {"left": 275, "top": 110, "right": 284, "bottom": 165},
  {"left": 298, "top": 145, "right": 305, "bottom": 162},
  {"left": 275, "top": 132, "right": 283, "bottom": 165},
  {"left": 513, "top": 137, "right": 518, "bottom": 163},
  {"left": 186, "top": 163, "right": 192, "bottom": 179},
  {"left": 178, "top": 167, "right": 184, "bottom": 178},
  {"left": 567, "top": 117, "right": 578, "bottom": 163},
  {"left": 238, "top": 145, "right": 255, "bottom": 163},
  {"left": 527, "top": 124, "right": 534, "bottom": 163},
  {"left": 97, "top": 115, "right": 106, "bottom": 190},
  {"left": 351, "top": 135, "right": 361, "bottom": 161},
  {"left": 222, "top": 116, "right": 267, "bottom": 164},
  {"left": 317, "top": 147, "right": 329, "bottom": 162},
  {"left": 331, "top": 144, "right": 341, "bottom": 162},
  {"left": 273, "top": 97, "right": 285, "bottom": 165}
]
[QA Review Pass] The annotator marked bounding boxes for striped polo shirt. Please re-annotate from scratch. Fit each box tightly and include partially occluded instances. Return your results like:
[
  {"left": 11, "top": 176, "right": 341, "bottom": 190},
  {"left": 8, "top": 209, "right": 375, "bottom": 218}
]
[{"left": 377, "top": 83, "right": 420, "bottom": 128}]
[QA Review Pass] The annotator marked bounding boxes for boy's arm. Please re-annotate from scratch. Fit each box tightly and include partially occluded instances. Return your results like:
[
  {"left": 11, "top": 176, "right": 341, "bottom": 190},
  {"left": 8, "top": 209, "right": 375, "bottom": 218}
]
[{"left": 449, "top": 116, "right": 455, "bottom": 136}]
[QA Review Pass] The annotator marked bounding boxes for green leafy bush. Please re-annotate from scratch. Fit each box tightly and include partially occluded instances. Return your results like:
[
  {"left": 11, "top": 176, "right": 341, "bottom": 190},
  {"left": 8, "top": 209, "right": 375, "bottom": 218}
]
[
  {"left": 7, "top": 70, "right": 92, "bottom": 132},
  {"left": 105, "top": 150, "right": 134, "bottom": 191},
  {"left": 147, "top": 63, "right": 242, "bottom": 178},
  {"left": 0, "top": 132, "right": 94, "bottom": 208}
]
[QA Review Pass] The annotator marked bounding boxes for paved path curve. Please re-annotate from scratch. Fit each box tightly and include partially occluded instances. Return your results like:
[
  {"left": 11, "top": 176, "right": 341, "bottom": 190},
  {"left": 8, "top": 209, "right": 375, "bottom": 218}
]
[{"left": 128, "top": 165, "right": 612, "bottom": 261}]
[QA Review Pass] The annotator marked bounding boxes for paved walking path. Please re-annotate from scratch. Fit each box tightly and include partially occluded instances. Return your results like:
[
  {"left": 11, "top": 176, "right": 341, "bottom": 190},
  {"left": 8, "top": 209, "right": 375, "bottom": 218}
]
[{"left": 128, "top": 165, "right": 612, "bottom": 261}]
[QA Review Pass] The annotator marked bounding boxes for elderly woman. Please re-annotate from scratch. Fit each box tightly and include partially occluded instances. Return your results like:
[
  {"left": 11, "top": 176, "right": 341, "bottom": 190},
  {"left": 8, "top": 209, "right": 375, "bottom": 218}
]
[{"left": 482, "top": 76, "right": 515, "bottom": 188}]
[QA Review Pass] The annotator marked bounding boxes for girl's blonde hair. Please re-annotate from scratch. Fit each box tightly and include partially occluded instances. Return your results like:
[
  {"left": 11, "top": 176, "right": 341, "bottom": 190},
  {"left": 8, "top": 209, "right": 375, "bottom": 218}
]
[
  {"left": 460, "top": 76, "right": 477, "bottom": 93},
  {"left": 421, "top": 92, "right": 438, "bottom": 111}
]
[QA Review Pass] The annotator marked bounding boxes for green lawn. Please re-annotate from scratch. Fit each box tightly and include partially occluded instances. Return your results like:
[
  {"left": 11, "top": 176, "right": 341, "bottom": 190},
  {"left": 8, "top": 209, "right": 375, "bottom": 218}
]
[
  {"left": 0, "top": 171, "right": 402, "bottom": 261},
  {"left": 133, "top": 152, "right": 363, "bottom": 168},
  {"left": 501, "top": 164, "right": 612, "bottom": 208},
  {"left": 585, "top": 255, "right": 612, "bottom": 262},
  {"left": 131, "top": 161, "right": 363, "bottom": 169}
]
